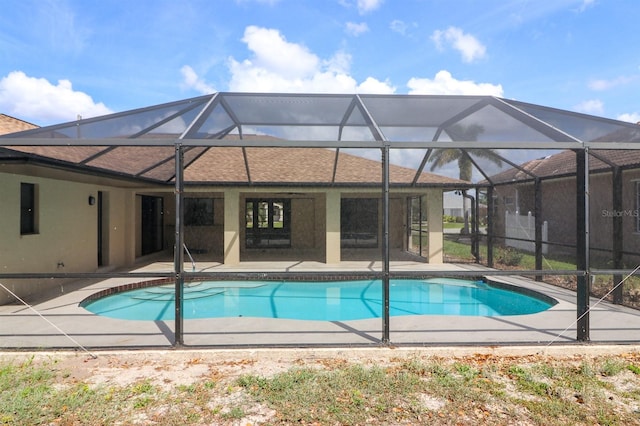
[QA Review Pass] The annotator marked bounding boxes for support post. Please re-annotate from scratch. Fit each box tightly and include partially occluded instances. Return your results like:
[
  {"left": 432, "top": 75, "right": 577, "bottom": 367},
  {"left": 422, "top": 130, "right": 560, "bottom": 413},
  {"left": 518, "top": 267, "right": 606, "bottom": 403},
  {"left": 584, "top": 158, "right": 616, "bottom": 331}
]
[
  {"left": 223, "top": 189, "right": 240, "bottom": 265},
  {"left": 576, "top": 148, "right": 590, "bottom": 341},
  {"left": 382, "top": 144, "right": 390, "bottom": 344},
  {"left": 325, "top": 190, "right": 341, "bottom": 264},
  {"left": 473, "top": 190, "right": 479, "bottom": 261},
  {"left": 534, "top": 178, "right": 543, "bottom": 281},
  {"left": 487, "top": 186, "right": 494, "bottom": 267},
  {"left": 174, "top": 143, "right": 185, "bottom": 346},
  {"left": 612, "top": 167, "right": 624, "bottom": 304},
  {"left": 426, "top": 190, "right": 443, "bottom": 264}
]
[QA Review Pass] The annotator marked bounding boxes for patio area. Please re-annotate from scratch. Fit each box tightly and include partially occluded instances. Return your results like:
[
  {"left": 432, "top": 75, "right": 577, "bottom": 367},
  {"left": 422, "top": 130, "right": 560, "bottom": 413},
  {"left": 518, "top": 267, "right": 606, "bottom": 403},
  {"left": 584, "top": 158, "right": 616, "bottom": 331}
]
[{"left": 2, "top": 259, "right": 640, "bottom": 350}]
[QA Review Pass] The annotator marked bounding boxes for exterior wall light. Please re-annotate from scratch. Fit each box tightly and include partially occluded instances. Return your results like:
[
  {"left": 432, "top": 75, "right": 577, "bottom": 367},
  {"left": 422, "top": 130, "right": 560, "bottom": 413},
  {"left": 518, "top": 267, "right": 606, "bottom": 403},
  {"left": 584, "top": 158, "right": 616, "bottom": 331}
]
[{"left": 88, "top": 195, "right": 96, "bottom": 206}]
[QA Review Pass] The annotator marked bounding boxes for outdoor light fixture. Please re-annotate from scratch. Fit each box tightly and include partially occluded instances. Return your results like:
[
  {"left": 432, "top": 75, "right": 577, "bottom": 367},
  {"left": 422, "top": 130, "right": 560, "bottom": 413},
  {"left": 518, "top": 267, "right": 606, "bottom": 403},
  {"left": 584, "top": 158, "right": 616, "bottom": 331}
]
[{"left": 88, "top": 195, "right": 96, "bottom": 206}]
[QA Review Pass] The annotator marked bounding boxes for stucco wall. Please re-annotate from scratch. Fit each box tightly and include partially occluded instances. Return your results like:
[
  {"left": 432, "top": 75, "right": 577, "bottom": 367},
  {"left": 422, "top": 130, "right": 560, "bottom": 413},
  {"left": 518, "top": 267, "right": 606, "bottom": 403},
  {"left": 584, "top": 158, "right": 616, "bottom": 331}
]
[{"left": 0, "top": 171, "right": 135, "bottom": 304}]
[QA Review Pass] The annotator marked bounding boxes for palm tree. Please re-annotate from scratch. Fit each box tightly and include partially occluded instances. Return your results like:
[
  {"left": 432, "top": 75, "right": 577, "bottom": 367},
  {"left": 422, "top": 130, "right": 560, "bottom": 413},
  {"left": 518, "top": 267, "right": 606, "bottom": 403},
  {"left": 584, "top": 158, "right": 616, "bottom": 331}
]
[
  {"left": 428, "top": 124, "right": 503, "bottom": 233},
  {"left": 428, "top": 147, "right": 503, "bottom": 181}
]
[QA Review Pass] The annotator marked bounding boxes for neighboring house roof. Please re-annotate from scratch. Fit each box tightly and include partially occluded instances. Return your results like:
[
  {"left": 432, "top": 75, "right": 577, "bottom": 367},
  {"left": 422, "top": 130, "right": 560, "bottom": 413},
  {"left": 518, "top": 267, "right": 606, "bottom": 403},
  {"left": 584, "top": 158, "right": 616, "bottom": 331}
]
[
  {"left": 487, "top": 149, "right": 640, "bottom": 185},
  {"left": 0, "top": 114, "right": 38, "bottom": 135}
]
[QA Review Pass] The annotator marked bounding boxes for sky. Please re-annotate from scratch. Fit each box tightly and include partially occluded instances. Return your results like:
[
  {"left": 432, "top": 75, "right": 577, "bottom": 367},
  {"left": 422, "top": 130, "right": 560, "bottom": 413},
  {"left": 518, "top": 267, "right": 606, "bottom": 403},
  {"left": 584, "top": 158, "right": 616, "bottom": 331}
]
[{"left": 0, "top": 0, "right": 639, "bottom": 130}]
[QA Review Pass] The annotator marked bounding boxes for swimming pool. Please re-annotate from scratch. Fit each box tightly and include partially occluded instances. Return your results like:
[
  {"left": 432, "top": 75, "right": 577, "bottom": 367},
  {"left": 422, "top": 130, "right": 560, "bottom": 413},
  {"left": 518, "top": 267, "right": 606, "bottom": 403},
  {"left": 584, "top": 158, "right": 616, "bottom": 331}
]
[{"left": 81, "top": 278, "right": 555, "bottom": 321}]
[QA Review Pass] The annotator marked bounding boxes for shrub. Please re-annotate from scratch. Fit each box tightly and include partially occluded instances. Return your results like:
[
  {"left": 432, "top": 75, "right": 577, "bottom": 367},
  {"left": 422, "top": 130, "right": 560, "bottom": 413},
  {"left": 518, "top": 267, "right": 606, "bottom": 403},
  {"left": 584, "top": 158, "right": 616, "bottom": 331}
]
[{"left": 496, "top": 247, "right": 524, "bottom": 266}]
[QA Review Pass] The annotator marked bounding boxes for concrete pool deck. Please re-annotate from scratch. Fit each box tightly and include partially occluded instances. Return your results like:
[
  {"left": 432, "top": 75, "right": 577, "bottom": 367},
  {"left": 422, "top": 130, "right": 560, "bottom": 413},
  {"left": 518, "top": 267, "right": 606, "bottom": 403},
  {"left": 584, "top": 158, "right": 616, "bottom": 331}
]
[{"left": 1, "top": 260, "right": 640, "bottom": 349}]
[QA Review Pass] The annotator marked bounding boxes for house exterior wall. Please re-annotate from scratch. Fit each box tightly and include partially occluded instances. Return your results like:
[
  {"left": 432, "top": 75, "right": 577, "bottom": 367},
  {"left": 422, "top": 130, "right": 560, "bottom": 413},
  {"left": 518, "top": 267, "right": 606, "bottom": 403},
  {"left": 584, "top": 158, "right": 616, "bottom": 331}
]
[
  {"left": 621, "top": 169, "right": 640, "bottom": 261},
  {"left": 493, "top": 169, "right": 640, "bottom": 265},
  {"left": 0, "top": 170, "right": 135, "bottom": 304},
  {"left": 222, "top": 189, "right": 416, "bottom": 263},
  {"left": 0, "top": 167, "right": 447, "bottom": 304},
  {"left": 101, "top": 189, "right": 136, "bottom": 267}
]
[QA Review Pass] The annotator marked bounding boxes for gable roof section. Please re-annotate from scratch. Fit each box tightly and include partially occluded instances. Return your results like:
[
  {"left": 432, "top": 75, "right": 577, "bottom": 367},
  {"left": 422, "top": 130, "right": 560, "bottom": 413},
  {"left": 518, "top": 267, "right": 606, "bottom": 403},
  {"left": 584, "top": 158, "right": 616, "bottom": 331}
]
[
  {"left": 488, "top": 149, "right": 640, "bottom": 184},
  {"left": 0, "top": 143, "right": 466, "bottom": 186},
  {"left": 183, "top": 147, "right": 464, "bottom": 185},
  {"left": 0, "top": 114, "right": 37, "bottom": 135}
]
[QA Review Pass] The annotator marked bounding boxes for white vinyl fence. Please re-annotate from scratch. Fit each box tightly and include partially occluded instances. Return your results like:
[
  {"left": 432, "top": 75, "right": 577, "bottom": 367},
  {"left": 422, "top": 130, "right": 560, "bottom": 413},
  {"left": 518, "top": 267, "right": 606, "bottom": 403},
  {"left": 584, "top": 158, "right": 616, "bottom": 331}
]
[{"left": 505, "top": 211, "right": 548, "bottom": 254}]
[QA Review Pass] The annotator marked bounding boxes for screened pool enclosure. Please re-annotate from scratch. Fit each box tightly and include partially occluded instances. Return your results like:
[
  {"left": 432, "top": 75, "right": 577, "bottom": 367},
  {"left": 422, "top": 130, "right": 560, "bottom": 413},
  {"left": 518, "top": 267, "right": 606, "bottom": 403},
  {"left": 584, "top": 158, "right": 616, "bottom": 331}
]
[{"left": 2, "top": 92, "right": 640, "bottom": 349}]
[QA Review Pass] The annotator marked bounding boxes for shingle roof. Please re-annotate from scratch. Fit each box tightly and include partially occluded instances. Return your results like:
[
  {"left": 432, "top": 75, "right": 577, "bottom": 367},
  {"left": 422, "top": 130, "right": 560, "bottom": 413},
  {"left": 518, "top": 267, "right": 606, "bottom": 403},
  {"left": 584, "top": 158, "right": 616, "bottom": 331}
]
[
  {"left": 1, "top": 143, "right": 466, "bottom": 186},
  {"left": 488, "top": 149, "right": 640, "bottom": 184},
  {"left": 183, "top": 147, "right": 464, "bottom": 185},
  {"left": 0, "top": 114, "right": 37, "bottom": 135}
]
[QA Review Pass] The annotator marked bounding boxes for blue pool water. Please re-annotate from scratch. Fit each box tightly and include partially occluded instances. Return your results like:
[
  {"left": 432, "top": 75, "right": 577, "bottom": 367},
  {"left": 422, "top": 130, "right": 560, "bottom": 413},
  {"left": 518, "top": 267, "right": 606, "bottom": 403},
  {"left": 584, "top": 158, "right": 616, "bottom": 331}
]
[{"left": 81, "top": 278, "right": 554, "bottom": 321}]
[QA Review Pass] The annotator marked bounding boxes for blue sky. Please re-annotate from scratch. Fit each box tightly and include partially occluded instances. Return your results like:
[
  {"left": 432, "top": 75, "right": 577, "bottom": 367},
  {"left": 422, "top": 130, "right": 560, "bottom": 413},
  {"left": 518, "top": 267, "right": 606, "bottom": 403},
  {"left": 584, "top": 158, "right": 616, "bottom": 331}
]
[{"left": 1, "top": 0, "right": 639, "bottom": 127}]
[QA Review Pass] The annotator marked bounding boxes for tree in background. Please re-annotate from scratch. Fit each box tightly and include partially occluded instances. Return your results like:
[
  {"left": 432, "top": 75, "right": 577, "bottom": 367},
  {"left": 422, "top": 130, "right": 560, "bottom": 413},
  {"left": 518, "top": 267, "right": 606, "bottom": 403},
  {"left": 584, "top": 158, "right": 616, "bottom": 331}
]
[{"left": 429, "top": 124, "right": 502, "bottom": 233}]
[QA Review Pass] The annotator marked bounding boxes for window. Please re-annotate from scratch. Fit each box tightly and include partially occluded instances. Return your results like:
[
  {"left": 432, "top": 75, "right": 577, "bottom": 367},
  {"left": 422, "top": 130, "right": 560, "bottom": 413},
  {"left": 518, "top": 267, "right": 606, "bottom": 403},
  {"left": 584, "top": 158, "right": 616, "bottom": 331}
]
[
  {"left": 20, "top": 182, "right": 36, "bottom": 235},
  {"left": 341, "top": 198, "right": 378, "bottom": 248},
  {"left": 245, "top": 199, "right": 291, "bottom": 248},
  {"left": 184, "top": 198, "right": 214, "bottom": 226}
]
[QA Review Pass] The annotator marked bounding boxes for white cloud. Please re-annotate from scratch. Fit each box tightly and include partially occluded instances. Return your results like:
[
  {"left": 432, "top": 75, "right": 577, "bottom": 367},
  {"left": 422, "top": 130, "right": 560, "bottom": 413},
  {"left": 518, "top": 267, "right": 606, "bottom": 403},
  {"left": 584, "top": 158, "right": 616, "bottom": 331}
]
[
  {"left": 0, "top": 71, "right": 111, "bottom": 125},
  {"left": 574, "top": 99, "right": 604, "bottom": 115},
  {"left": 323, "top": 51, "right": 352, "bottom": 75},
  {"left": 227, "top": 26, "right": 395, "bottom": 94},
  {"left": 577, "top": 0, "right": 595, "bottom": 12},
  {"left": 407, "top": 70, "right": 503, "bottom": 96},
  {"left": 358, "top": 77, "right": 395, "bottom": 94},
  {"left": 180, "top": 65, "right": 216, "bottom": 94},
  {"left": 431, "top": 27, "right": 487, "bottom": 63},
  {"left": 240, "top": 26, "right": 319, "bottom": 79},
  {"left": 588, "top": 75, "right": 635, "bottom": 91},
  {"left": 618, "top": 112, "right": 640, "bottom": 124},
  {"left": 345, "top": 22, "right": 369, "bottom": 37},
  {"left": 389, "top": 19, "right": 409, "bottom": 35},
  {"left": 357, "top": 0, "right": 383, "bottom": 14}
]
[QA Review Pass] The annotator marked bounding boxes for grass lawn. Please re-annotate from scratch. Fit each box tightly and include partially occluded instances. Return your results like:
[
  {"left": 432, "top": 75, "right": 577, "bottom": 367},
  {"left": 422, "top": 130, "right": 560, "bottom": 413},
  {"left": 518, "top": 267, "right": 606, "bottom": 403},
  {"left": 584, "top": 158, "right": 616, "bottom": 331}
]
[
  {"left": 443, "top": 222, "right": 464, "bottom": 229},
  {"left": 443, "top": 238, "right": 576, "bottom": 270}
]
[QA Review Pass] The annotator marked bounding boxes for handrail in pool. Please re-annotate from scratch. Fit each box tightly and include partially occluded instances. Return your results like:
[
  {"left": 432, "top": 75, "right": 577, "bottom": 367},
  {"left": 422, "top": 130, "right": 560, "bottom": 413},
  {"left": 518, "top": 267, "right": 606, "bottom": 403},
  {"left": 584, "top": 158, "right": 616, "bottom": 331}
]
[{"left": 183, "top": 243, "right": 196, "bottom": 272}]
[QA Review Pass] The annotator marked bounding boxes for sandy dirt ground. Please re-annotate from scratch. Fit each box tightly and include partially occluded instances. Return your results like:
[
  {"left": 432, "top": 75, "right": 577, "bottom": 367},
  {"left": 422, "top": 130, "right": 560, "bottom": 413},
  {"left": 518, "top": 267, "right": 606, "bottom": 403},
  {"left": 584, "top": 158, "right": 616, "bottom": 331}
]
[
  {"left": 3, "top": 345, "right": 640, "bottom": 425},
  {"left": 3, "top": 344, "right": 640, "bottom": 389}
]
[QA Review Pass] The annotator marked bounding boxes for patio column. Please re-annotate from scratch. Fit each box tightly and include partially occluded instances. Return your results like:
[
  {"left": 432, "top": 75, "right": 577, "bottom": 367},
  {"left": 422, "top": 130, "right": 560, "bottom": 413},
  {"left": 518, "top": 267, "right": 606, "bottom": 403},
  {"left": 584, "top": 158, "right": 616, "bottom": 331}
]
[
  {"left": 124, "top": 190, "right": 137, "bottom": 265},
  {"left": 427, "top": 189, "right": 444, "bottom": 264},
  {"left": 326, "top": 190, "right": 341, "bottom": 264},
  {"left": 223, "top": 189, "right": 240, "bottom": 265}
]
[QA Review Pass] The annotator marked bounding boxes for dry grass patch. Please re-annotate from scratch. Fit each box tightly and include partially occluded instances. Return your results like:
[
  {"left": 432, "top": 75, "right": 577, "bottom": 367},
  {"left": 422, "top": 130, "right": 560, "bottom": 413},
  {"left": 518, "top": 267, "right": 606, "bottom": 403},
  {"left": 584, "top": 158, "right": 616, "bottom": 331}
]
[{"left": 2, "top": 350, "right": 640, "bottom": 425}]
